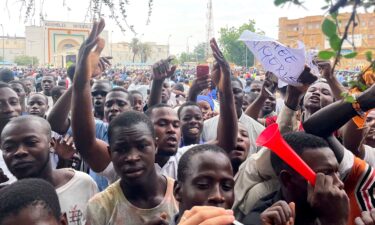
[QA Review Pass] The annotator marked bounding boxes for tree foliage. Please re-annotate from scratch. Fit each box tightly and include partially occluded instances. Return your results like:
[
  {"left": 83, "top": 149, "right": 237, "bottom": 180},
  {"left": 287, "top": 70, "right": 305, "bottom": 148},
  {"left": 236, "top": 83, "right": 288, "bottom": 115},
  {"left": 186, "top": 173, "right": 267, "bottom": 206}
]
[
  {"left": 218, "top": 20, "right": 261, "bottom": 67},
  {"left": 130, "top": 38, "right": 140, "bottom": 63},
  {"left": 14, "top": 55, "right": 39, "bottom": 66},
  {"left": 139, "top": 43, "right": 152, "bottom": 63}
]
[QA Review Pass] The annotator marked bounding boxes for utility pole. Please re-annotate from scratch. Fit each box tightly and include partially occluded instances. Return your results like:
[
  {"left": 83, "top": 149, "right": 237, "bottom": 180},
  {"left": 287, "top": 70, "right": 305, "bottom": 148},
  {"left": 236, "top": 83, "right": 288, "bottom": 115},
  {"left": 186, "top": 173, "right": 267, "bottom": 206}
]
[
  {"left": 206, "top": 0, "right": 214, "bottom": 59},
  {"left": 0, "top": 24, "right": 4, "bottom": 65}
]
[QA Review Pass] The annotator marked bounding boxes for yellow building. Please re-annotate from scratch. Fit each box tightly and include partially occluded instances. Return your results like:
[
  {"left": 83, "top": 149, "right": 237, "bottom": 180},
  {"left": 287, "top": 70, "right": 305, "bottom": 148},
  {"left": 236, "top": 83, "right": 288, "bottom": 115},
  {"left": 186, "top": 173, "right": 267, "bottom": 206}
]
[
  {"left": 110, "top": 41, "right": 169, "bottom": 66},
  {"left": 0, "top": 36, "right": 26, "bottom": 62},
  {"left": 279, "top": 13, "right": 375, "bottom": 69},
  {"left": 0, "top": 20, "right": 168, "bottom": 67}
]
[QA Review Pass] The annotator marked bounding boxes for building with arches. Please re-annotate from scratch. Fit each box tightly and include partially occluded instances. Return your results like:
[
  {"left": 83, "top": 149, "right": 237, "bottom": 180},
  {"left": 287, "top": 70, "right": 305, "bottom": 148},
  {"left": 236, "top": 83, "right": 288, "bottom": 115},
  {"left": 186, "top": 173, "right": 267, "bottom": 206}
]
[
  {"left": 0, "top": 20, "right": 168, "bottom": 67},
  {"left": 25, "top": 20, "right": 109, "bottom": 67}
]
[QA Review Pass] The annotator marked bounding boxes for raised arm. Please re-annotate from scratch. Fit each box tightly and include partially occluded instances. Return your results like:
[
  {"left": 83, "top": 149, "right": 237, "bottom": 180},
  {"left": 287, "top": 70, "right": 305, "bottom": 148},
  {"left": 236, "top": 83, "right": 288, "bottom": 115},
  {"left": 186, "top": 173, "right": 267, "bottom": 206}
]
[
  {"left": 303, "top": 83, "right": 375, "bottom": 138},
  {"left": 342, "top": 119, "right": 367, "bottom": 158},
  {"left": 245, "top": 78, "right": 273, "bottom": 123},
  {"left": 277, "top": 66, "right": 318, "bottom": 134},
  {"left": 147, "top": 57, "right": 176, "bottom": 107},
  {"left": 317, "top": 60, "right": 347, "bottom": 100},
  {"left": 47, "top": 86, "right": 72, "bottom": 134},
  {"left": 210, "top": 38, "right": 237, "bottom": 152},
  {"left": 187, "top": 76, "right": 211, "bottom": 102},
  {"left": 71, "top": 18, "right": 111, "bottom": 172}
]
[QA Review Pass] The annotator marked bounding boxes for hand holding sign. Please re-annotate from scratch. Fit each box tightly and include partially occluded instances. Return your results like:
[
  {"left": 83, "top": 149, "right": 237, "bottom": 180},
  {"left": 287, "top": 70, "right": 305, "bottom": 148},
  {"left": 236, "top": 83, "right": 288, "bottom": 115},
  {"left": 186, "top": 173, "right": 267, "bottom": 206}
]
[{"left": 239, "top": 31, "right": 309, "bottom": 87}]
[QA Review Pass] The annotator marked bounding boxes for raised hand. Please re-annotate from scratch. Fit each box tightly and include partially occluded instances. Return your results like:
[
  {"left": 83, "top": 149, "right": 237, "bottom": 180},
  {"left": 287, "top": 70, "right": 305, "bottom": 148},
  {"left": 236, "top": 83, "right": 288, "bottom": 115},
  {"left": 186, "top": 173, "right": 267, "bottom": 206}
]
[
  {"left": 178, "top": 206, "right": 235, "bottom": 225},
  {"left": 190, "top": 75, "right": 211, "bottom": 94},
  {"left": 316, "top": 60, "right": 333, "bottom": 80},
  {"left": 355, "top": 209, "right": 375, "bottom": 225},
  {"left": 307, "top": 173, "right": 349, "bottom": 225},
  {"left": 74, "top": 18, "right": 106, "bottom": 82},
  {"left": 152, "top": 56, "right": 177, "bottom": 81},
  {"left": 261, "top": 201, "right": 295, "bottom": 225},
  {"left": 52, "top": 134, "right": 76, "bottom": 160},
  {"left": 93, "top": 56, "right": 113, "bottom": 77},
  {"left": 143, "top": 213, "right": 169, "bottom": 225},
  {"left": 210, "top": 38, "right": 231, "bottom": 92},
  {"left": 260, "top": 72, "right": 276, "bottom": 99}
]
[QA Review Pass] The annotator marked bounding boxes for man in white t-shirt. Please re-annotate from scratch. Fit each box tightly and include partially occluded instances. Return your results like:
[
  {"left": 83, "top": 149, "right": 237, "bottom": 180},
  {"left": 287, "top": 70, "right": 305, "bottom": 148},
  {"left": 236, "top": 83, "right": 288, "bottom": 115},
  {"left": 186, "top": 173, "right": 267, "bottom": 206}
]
[{"left": 1, "top": 116, "right": 98, "bottom": 225}]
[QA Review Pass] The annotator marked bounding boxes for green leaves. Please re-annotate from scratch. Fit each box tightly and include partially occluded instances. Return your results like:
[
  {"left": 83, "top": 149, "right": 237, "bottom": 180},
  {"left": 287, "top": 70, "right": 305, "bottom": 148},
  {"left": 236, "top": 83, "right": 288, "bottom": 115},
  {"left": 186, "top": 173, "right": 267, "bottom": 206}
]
[
  {"left": 341, "top": 92, "right": 356, "bottom": 103},
  {"left": 365, "top": 51, "right": 373, "bottom": 62},
  {"left": 329, "top": 34, "right": 341, "bottom": 51},
  {"left": 343, "top": 52, "right": 358, "bottom": 59},
  {"left": 321, "top": 18, "right": 342, "bottom": 52},
  {"left": 318, "top": 50, "right": 335, "bottom": 60},
  {"left": 322, "top": 19, "right": 337, "bottom": 38}
]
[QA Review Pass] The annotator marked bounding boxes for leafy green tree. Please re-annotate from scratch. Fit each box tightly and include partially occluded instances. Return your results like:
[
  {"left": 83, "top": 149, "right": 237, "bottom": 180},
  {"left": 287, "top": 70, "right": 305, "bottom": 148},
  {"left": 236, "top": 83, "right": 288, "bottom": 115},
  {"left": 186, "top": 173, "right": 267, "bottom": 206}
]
[
  {"left": 193, "top": 42, "right": 207, "bottom": 63},
  {"left": 179, "top": 52, "right": 195, "bottom": 64},
  {"left": 218, "top": 20, "right": 262, "bottom": 67},
  {"left": 139, "top": 43, "right": 152, "bottom": 63},
  {"left": 129, "top": 38, "right": 140, "bottom": 63},
  {"left": 14, "top": 55, "right": 39, "bottom": 66}
]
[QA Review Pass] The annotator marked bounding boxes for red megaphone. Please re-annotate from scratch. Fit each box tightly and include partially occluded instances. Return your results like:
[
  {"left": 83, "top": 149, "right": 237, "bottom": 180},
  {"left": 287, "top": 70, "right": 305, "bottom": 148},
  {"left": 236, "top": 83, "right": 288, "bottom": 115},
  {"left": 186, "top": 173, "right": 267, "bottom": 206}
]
[{"left": 256, "top": 123, "right": 316, "bottom": 186}]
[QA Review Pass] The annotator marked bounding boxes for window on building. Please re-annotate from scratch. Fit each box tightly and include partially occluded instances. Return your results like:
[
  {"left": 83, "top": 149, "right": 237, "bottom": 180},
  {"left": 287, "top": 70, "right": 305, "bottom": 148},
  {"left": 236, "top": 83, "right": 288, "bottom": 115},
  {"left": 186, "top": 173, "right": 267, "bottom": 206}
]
[
  {"left": 64, "top": 43, "right": 74, "bottom": 50},
  {"left": 315, "top": 23, "right": 320, "bottom": 29},
  {"left": 362, "top": 21, "right": 367, "bottom": 27},
  {"left": 307, "top": 23, "right": 313, "bottom": 29}
]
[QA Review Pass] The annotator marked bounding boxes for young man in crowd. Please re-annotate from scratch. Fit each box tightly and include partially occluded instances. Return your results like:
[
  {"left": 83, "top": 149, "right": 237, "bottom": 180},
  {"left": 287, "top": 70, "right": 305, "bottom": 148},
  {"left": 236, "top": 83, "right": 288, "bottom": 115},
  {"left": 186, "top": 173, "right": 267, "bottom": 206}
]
[
  {"left": 129, "top": 90, "right": 145, "bottom": 112},
  {"left": 177, "top": 102, "right": 204, "bottom": 147},
  {"left": 201, "top": 75, "right": 265, "bottom": 155},
  {"left": 1, "top": 115, "right": 98, "bottom": 225},
  {"left": 245, "top": 76, "right": 278, "bottom": 127},
  {"left": 9, "top": 80, "right": 27, "bottom": 113},
  {"left": 69, "top": 19, "right": 238, "bottom": 185},
  {"left": 172, "top": 144, "right": 235, "bottom": 224},
  {"left": 40, "top": 74, "right": 55, "bottom": 111},
  {"left": 91, "top": 79, "right": 112, "bottom": 121},
  {"left": 0, "top": 178, "right": 68, "bottom": 225},
  {"left": 243, "top": 132, "right": 349, "bottom": 225},
  {"left": 86, "top": 111, "right": 178, "bottom": 224},
  {"left": 232, "top": 67, "right": 320, "bottom": 219},
  {"left": 27, "top": 93, "right": 49, "bottom": 118},
  {"left": 0, "top": 82, "right": 22, "bottom": 186}
]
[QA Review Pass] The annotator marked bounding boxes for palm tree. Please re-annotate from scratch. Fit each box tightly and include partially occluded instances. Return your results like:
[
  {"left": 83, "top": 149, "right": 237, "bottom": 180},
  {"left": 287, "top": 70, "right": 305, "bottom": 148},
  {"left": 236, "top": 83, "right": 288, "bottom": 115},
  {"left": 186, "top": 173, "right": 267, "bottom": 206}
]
[
  {"left": 130, "top": 38, "right": 140, "bottom": 63},
  {"left": 139, "top": 43, "right": 152, "bottom": 63}
]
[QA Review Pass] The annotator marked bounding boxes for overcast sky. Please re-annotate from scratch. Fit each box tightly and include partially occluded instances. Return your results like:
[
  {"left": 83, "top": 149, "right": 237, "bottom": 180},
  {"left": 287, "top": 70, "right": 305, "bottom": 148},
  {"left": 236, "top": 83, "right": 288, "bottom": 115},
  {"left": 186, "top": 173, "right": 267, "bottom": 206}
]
[{"left": 0, "top": 0, "right": 342, "bottom": 54}]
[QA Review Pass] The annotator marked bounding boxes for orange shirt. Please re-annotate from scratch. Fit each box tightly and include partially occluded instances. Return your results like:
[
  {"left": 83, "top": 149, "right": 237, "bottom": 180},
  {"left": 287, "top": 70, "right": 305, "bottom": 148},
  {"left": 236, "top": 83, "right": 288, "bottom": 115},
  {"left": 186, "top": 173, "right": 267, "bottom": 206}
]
[{"left": 345, "top": 157, "right": 375, "bottom": 225}]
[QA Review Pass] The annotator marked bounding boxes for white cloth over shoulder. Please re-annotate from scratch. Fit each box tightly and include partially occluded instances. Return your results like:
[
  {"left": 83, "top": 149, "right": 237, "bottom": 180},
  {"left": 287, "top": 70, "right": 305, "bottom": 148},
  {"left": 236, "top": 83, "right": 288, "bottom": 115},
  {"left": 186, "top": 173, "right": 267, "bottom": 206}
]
[
  {"left": 202, "top": 113, "right": 264, "bottom": 155},
  {"left": 239, "top": 30, "right": 306, "bottom": 87}
]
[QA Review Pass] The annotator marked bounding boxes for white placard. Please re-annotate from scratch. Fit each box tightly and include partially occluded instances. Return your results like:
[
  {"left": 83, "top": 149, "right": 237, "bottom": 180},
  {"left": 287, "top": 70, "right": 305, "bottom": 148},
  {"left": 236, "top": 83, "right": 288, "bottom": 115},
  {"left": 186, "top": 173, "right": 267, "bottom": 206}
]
[{"left": 239, "top": 30, "right": 306, "bottom": 86}]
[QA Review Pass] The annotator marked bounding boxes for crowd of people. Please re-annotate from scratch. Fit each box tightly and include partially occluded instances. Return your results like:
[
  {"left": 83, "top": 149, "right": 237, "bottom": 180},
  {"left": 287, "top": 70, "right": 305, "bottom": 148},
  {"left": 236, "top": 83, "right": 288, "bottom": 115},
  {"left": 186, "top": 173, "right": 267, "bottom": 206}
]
[{"left": 1, "top": 18, "right": 375, "bottom": 225}]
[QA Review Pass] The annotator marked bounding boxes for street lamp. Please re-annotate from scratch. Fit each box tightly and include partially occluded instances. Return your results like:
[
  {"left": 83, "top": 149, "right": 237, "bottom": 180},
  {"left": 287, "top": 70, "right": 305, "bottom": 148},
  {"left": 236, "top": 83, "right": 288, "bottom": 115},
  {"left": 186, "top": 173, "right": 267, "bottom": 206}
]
[
  {"left": 167, "top": 34, "right": 172, "bottom": 57},
  {"left": 0, "top": 24, "right": 4, "bottom": 65},
  {"left": 186, "top": 35, "right": 192, "bottom": 53},
  {"left": 110, "top": 30, "right": 114, "bottom": 57}
]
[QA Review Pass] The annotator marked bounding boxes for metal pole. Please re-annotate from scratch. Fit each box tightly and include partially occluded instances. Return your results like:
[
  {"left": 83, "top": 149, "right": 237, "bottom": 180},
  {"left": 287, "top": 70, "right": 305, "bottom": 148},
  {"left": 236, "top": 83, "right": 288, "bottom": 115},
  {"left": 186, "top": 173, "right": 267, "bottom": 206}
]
[
  {"left": 186, "top": 35, "right": 192, "bottom": 53},
  {"left": 168, "top": 34, "right": 171, "bottom": 57},
  {"left": 110, "top": 30, "right": 113, "bottom": 57},
  {"left": 1, "top": 24, "right": 4, "bottom": 65},
  {"left": 245, "top": 46, "right": 247, "bottom": 68}
]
